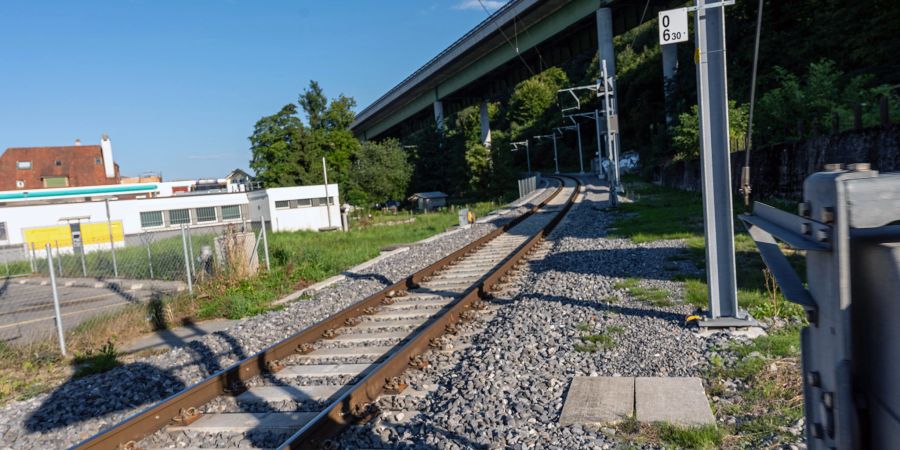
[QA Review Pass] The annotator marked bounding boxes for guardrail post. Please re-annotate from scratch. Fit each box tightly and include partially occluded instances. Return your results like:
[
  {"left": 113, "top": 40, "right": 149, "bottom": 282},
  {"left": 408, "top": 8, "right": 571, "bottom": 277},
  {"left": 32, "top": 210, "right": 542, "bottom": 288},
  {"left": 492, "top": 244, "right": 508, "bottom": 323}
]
[
  {"left": 45, "top": 244, "right": 67, "bottom": 356},
  {"left": 181, "top": 225, "right": 193, "bottom": 294}
]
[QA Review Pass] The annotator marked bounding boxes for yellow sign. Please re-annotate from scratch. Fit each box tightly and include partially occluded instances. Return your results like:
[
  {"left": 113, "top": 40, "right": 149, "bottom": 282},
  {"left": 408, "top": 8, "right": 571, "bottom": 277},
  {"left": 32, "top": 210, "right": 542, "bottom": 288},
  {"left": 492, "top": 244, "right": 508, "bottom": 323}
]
[
  {"left": 81, "top": 222, "right": 124, "bottom": 246},
  {"left": 22, "top": 221, "right": 124, "bottom": 249},
  {"left": 22, "top": 226, "right": 72, "bottom": 249}
]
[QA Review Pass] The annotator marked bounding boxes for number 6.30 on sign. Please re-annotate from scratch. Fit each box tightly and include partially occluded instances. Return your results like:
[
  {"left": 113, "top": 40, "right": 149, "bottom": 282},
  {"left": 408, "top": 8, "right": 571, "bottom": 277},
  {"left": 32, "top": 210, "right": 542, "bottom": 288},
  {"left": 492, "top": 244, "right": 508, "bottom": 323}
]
[{"left": 658, "top": 7, "right": 689, "bottom": 45}]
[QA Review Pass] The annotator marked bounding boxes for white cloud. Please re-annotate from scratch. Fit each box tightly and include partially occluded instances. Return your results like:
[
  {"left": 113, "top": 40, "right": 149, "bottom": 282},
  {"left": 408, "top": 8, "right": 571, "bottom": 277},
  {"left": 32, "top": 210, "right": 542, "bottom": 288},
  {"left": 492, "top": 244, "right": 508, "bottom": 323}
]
[{"left": 454, "top": 0, "right": 507, "bottom": 11}]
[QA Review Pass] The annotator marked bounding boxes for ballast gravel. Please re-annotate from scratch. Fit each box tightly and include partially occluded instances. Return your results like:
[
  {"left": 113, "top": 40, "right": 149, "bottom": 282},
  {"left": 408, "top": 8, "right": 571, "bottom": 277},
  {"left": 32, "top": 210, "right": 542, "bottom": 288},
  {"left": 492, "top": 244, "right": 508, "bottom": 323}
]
[
  {"left": 334, "top": 181, "right": 735, "bottom": 450},
  {"left": 0, "top": 191, "right": 554, "bottom": 449}
]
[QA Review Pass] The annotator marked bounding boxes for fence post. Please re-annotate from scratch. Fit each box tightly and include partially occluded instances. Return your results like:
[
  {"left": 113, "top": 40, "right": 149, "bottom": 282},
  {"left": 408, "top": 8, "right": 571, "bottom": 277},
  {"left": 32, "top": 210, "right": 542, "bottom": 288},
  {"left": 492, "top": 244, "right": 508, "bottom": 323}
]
[
  {"left": 880, "top": 95, "right": 891, "bottom": 127},
  {"left": 80, "top": 246, "right": 87, "bottom": 277},
  {"left": 144, "top": 234, "right": 154, "bottom": 279},
  {"left": 30, "top": 243, "right": 36, "bottom": 273},
  {"left": 259, "top": 217, "right": 270, "bottom": 271},
  {"left": 181, "top": 225, "right": 193, "bottom": 294},
  {"left": 54, "top": 240, "right": 63, "bottom": 277},
  {"left": 187, "top": 225, "right": 195, "bottom": 275},
  {"left": 45, "top": 244, "right": 67, "bottom": 356},
  {"left": 105, "top": 199, "right": 119, "bottom": 278}
]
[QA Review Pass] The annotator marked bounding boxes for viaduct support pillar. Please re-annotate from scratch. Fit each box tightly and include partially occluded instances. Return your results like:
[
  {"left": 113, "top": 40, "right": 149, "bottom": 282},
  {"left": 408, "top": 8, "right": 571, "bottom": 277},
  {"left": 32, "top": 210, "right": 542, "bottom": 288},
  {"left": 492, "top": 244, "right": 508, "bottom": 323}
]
[
  {"left": 480, "top": 101, "right": 492, "bottom": 147},
  {"left": 433, "top": 99, "right": 445, "bottom": 132},
  {"left": 597, "top": 7, "right": 621, "bottom": 195}
]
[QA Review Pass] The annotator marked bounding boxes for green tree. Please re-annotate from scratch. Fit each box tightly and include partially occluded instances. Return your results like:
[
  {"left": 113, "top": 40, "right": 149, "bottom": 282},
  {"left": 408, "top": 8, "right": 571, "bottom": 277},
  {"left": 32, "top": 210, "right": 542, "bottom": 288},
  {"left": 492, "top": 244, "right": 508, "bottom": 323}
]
[
  {"left": 672, "top": 100, "right": 749, "bottom": 160},
  {"left": 249, "top": 104, "right": 305, "bottom": 187},
  {"left": 346, "top": 139, "right": 412, "bottom": 206}
]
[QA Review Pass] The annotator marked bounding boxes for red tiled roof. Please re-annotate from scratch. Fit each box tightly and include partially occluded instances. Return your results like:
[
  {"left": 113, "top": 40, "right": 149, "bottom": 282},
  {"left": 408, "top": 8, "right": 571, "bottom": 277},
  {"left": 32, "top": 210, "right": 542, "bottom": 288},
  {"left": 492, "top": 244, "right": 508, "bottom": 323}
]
[{"left": 0, "top": 145, "right": 120, "bottom": 191}]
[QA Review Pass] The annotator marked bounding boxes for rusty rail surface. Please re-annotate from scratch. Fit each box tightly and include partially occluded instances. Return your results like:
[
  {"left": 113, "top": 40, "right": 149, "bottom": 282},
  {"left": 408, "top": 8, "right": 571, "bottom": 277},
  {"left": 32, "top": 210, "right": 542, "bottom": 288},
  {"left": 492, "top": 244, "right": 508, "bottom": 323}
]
[{"left": 73, "top": 177, "right": 574, "bottom": 450}]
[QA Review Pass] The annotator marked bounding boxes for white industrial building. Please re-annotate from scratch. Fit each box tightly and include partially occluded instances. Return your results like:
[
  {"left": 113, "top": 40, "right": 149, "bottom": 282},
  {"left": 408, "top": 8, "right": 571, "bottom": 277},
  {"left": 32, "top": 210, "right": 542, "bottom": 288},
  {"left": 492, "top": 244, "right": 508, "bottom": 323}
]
[{"left": 0, "top": 183, "right": 340, "bottom": 249}]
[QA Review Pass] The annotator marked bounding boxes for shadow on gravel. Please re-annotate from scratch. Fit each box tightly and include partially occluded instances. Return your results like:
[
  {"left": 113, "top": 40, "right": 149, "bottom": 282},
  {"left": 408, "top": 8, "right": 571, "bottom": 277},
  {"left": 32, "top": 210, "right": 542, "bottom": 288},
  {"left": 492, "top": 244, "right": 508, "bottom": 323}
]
[
  {"left": 24, "top": 362, "right": 187, "bottom": 433},
  {"left": 519, "top": 292, "right": 688, "bottom": 323},
  {"left": 343, "top": 270, "right": 393, "bottom": 287},
  {"left": 25, "top": 324, "right": 249, "bottom": 436},
  {"left": 529, "top": 247, "right": 690, "bottom": 281}
]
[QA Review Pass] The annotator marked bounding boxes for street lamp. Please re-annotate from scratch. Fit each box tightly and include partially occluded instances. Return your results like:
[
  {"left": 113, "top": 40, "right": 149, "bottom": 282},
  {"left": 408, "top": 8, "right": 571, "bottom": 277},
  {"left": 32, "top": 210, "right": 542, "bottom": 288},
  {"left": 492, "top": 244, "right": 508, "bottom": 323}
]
[
  {"left": 533, "top": 133, "right": 559, "bottom": 174},
  {"left": 511, "top": 140, "right": 531, "bottom": 174}
]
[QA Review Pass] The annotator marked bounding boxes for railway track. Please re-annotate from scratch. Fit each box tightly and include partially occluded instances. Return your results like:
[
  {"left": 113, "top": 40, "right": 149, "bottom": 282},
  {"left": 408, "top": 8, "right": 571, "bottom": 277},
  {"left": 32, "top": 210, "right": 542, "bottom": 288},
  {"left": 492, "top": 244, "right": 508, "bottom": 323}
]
[{"left": 74, "top": 176, "right": 579, "bottom": 450}]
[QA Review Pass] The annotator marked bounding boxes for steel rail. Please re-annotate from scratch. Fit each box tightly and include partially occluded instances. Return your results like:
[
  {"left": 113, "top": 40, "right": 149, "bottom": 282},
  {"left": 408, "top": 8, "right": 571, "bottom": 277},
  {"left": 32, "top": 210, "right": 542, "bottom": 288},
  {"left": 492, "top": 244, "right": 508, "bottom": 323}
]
[
  {"left": 72, "top": 178, "right": 572, "bottom": 450},
  {"left": 283, "top": 176, "right": 580, "bottom": 449}
]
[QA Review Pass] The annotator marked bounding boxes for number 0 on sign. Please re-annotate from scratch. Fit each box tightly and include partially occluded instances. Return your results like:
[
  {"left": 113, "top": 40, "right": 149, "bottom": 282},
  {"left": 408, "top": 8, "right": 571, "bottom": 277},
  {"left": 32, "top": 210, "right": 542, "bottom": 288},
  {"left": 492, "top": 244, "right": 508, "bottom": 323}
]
[{"left": 658, "top": 8, "right": 689, "bottom": 45}]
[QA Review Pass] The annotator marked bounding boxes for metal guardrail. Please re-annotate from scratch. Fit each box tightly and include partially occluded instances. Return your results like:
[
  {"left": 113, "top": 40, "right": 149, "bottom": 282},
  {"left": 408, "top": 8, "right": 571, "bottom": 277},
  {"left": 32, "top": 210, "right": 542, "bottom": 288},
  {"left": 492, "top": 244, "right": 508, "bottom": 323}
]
[{"left": 740, "top": 165, "right": 900, "bottom": 449}]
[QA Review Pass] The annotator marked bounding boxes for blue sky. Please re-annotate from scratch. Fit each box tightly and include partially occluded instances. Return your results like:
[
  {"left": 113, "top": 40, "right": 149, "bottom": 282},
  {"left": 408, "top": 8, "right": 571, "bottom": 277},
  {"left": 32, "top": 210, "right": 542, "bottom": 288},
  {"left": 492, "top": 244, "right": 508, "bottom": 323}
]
[{"left": 0, "top": 0, "right": 507, "bottom": 180}]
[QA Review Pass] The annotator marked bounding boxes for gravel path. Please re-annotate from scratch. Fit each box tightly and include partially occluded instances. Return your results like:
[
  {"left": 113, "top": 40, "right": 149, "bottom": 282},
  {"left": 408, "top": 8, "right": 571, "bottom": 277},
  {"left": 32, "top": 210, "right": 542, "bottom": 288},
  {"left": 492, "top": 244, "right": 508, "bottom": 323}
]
[
  {"left": 337, "top": 180, "right": 727, "bottom": 449},
  {"left": 0, "top": 188, "right": 557, "bottom": 449}
]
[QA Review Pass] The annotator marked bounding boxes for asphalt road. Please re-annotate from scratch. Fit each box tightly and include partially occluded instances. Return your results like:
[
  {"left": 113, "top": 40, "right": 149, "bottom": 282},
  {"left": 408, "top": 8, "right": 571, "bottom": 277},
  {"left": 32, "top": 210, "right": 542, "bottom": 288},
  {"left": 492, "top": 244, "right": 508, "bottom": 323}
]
[{"left": 0, "top": 280, "right": 157, "bottom": 345}]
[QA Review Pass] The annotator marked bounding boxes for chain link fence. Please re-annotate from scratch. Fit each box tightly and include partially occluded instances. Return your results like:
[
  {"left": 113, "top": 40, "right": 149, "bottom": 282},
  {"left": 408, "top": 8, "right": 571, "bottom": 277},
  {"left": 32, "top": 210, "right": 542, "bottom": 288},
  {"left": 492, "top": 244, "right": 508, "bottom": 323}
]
[{"left": 0, "top": 221, "right": 270, "bottom": 350}]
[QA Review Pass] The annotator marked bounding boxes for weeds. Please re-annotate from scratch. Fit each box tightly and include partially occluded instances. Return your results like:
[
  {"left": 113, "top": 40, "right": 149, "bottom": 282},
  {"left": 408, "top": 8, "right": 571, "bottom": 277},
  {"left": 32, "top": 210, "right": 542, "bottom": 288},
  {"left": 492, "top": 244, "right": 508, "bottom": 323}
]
[
  {"left": 615, "top": 278, "right": 673, "bottom": 307},
  {"left": 655, "top": 423, "right": 724, "bottom": 449},
  {"left": 573, "top": 323, "right": 621, "bottom": 352},
  {"left": 73, "top": 340, "right": 120, "bottom": 378}
]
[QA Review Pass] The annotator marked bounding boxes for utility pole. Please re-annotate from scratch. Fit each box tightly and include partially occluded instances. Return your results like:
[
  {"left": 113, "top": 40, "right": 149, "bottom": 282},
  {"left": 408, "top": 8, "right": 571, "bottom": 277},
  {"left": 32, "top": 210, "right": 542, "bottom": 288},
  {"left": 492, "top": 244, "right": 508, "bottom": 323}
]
[
  {"left": 511, "top": 140, "right": 531, "bottom": 173},
  {"left": 533, "top": 133, "right": 559, "bottom": 174},
  {"left": 669, "top": 0, "right": 748, "bottom": 326}
]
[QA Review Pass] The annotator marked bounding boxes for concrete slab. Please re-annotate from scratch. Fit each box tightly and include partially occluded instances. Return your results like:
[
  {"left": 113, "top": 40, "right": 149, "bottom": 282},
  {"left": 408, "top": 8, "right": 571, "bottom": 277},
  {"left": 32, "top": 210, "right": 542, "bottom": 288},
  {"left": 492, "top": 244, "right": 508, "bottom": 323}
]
[
  {"left": 168, "top": 412, "right": 317, "bottom": 433},
  {"left": 354, "top": 318, "right": 428, "bottom": 331},
  {"left": 275, "top": 363, "right": 370, "bottom": 379},
  {"left": 299, "top": 345, "right": 393, "bottom": 360},
  {"left": 635, "top": 377, "right": 715, "bottom": 426},
  {"left": 122, "top": 319, "right": 237, "bottom": 354},
  {"left": 331, "top": 330, "right": 409, "bottom": 343},
  {"left": 559, "top": 376, "right": 635, "bottom": 426},
  {"left": 381, "top": 298, "right": 451, "bottom": 310},
  {"left": 235, "top": 384, "right": 343, "bottom": 403},
  {"left": 364, "top": 309, "right": 442, "bottom": 321}
]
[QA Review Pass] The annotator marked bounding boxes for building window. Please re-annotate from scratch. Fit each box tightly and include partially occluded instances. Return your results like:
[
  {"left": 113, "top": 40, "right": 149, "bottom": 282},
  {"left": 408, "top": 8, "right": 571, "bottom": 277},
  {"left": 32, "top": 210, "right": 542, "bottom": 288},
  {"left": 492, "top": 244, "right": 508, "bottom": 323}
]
[
  {"left": 221, "top": 205, "right": 241, "bottom": 220},
  {"left": 16, "top": 180, "right": 25, "bottom": 188},
  {"left": 169, "top": 209, "right": 190, "bottom": 225},
  {"left": 55, "top": 159, "right": 62, "bottom": 166},
  {"left": 275, "top": 200, "right": 290, "bottom": 209},
  {"left": 140, "top": 211, "right": 164, "bottom": 228},
  {"left": 43, "top": 177, "right": 68, "bottom": 188},
  {"left": 16, "top": 161, "right": 31, "bottom": 170},
  {"left": 311, "top": 197, "right": 322, "bottom": 207},
  {"left": 95, "top": 158, "right": 102, "bottom": 165},
  {"left": 195, "top": 206, "right": 216, "bottom": 222},
  {"left": 0, "top": 222, "right": 7, "bottom": 241},
  {"left": 296, "top": 198, "right": 311, "bottom": 208}
]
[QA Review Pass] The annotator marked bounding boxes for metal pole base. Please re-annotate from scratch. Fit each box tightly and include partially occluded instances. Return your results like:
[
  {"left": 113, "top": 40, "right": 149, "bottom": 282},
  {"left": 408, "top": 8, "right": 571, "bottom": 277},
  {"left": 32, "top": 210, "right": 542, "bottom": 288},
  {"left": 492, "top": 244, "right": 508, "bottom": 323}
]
[{"left": 697, "top": 310, "right": 764, "bottom": 335}]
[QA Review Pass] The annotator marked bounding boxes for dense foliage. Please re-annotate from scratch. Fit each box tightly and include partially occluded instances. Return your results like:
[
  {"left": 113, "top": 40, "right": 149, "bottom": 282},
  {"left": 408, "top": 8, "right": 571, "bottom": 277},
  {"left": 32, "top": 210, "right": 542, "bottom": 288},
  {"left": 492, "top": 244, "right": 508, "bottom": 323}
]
[{"left": 249, "top": 81, "right": 412, "bottom": 206}]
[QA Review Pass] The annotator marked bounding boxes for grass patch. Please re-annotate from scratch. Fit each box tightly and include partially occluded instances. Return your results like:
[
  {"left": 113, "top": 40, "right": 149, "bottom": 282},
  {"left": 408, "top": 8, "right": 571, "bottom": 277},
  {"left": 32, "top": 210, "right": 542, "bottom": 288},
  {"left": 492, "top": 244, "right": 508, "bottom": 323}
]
[
  {"left": 615, "top": 277, "right": 673, "bottom": 307},
  {"left": 573, "top": 323, "right": 621, "bottom": 353},
  {"left": 614, "top": 178, "right": 806, "bottom": 321},
  {"left": 72, "top": 340, "right": 120, "bottom": 378},
  {"left": 655, "top": 423, "right": 725, "bottom": 449},
  {"left": 706, "top": 326, "right": 804, "bottom": 446}
]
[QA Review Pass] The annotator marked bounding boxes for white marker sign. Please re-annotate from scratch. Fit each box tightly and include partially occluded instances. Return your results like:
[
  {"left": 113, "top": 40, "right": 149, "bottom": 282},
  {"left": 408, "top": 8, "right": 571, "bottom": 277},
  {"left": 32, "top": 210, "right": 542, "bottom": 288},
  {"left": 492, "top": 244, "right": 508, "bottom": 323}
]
[{"left": 658, "top": 8, "right": 689, "bottom": 45}]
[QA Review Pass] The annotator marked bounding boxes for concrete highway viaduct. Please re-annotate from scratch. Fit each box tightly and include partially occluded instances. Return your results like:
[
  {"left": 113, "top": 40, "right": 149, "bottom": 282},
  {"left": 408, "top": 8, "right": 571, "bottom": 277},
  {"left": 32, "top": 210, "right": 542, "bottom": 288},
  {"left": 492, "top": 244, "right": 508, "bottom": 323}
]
[{"left": 350, "top": 0, "right": 682, "bottom": 149}]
